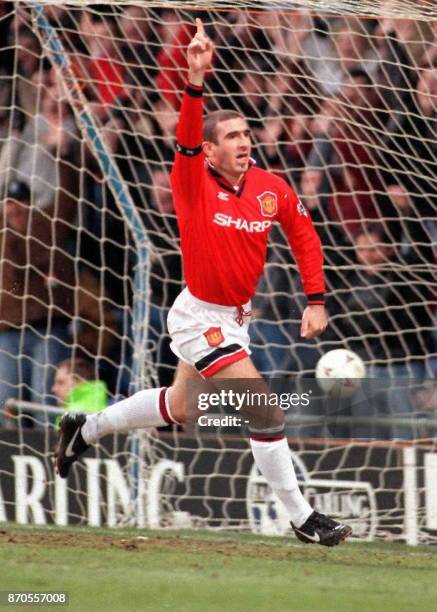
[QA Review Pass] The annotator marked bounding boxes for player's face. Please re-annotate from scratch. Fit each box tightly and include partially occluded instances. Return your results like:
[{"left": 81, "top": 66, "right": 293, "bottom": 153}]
[{"left": 206, "top": 117, "right": 252, "bottom": 182}]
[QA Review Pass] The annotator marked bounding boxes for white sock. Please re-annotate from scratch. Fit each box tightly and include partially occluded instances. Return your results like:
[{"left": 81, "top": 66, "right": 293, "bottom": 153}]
[
  {"left": 81, "top": 387, "right": 175, "bottom": 445},
  {"left": 250, "top": 437, "right": 313, "bottom": 528}
]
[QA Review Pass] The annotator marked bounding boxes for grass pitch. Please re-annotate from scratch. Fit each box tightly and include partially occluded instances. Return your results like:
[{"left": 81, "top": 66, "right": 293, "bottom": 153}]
[{"left": 1, "top": 524, "right": 436, "bottom": 612}]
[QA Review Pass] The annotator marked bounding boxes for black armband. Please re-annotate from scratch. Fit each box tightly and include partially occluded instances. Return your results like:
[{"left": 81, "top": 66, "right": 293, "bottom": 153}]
[
  {"left": 306, "top": 293, "right": 325, "bottom": 305},
  {"left": 185, "top": 84, "right": 203, "bottom": 98},
  {"left": 175, "top": 143, "right": 203, "bottom": 156}
]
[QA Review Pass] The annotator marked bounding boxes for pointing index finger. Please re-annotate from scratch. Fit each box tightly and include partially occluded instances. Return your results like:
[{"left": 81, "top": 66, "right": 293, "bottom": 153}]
[{"left": 195, "top": 18, "right": 204, "bottom": 35}]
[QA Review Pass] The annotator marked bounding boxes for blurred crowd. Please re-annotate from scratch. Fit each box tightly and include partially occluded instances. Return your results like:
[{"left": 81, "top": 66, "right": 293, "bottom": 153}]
[{"left": 0, "top": 3, "right": 435, "bottom": 436}]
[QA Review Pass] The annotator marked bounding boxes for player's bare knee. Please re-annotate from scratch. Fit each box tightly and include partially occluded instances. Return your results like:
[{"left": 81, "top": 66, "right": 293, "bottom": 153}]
[
  {"left": 168, "top": 361, "right": 202, "bottom": 424},
  {"left": 168, "top": 385, "right": 187, "bottom": 424}
]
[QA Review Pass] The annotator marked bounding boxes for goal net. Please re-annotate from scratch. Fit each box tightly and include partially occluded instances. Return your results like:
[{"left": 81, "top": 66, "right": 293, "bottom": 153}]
[{"left": 0, "top": 1, "right": 436, "bottom": 543}]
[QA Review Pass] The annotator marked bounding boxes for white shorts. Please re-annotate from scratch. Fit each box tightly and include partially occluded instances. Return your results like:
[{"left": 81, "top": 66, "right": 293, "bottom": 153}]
[{"left": 167, "top": 288, "right": 252, "bottom": 377}]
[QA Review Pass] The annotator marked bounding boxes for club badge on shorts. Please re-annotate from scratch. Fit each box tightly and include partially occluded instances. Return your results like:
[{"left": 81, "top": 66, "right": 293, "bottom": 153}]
[
  {"left": 204, "top": 327, "right": 225, "bottom": 347},
  {"left": 257, "top": 191, "right": 278, "bottom": 217}
]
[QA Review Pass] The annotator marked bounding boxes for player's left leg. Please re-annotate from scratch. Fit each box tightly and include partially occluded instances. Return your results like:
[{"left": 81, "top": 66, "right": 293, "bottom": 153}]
[
  {"left": 54, "top": 360, "right": 199, "bottom": 478},
  {"left": 214, "top": 356, "right": 352, "bottom": 547}
]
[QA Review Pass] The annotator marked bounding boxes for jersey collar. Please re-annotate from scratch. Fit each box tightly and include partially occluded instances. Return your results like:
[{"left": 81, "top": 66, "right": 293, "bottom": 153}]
[{"left": 206, "top": 158, "right": 256, "bottom": 197}]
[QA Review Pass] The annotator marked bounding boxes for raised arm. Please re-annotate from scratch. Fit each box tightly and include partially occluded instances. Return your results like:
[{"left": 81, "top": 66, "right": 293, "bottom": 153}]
[{"left": 171, "top": 19, "right": 214, "bottom": 211}]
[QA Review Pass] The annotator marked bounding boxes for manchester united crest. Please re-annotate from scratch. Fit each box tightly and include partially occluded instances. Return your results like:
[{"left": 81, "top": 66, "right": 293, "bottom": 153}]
[
  {"left": 204, "top": 327, "right": 225, "bottom": 347},
  {"left": 257, "top": 191, "right": 278, "bottom": 217}
]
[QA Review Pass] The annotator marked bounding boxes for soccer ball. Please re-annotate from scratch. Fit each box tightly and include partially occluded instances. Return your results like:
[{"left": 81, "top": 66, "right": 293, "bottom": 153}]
[{"left": 315, "top": 349, "right": 365, "bottom": 398}]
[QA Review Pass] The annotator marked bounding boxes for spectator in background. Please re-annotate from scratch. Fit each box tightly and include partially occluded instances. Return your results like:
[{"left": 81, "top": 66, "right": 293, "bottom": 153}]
[
  {"left": 253, "top": 115, "right": 288, "bottom": 177},
  {"left": 301, "top": 55, "right": 434, "bottom": 275},
  {"left": 373, "top": 17, "right": 433, "bottom": 125},
  {"left": 269, "top": 12, "right": 315, "bottom": 67},
  {"left": 300, "top": 69, "right": 390, "bottom": 266},
  {"left": 328, "top": 223, "right": 435, "bottom": 376},
  {"left": 267, "top": 12, "right": 326, "bottom": 112},
  {"left": 0, "top": 82, "right": 78, "bottom": 208},
  {"left": 0, "top": 177, "right": 76, "bottom": 426},
  {"left": 7, "top": 13, "right": 46, "bottom": 119},
  {"left": 326, "top": 165, "right": 385, "bottom": 242},
  {"left": 154, "top": 12, "right": 192, "bottom": 109},
  {"left": 81, "top": 136, "right": 181, "bottom": 389},
  {"left": 0, "top": 1, "right": 14, "bottom": 146},
  {"left": 275, "top": 16, "right": 376, "bottom": 98},
  {"left": 303, "top": 68, "right": 380, "bottom": 196},
  {"left": 52, "top": 357, "right": 107, "bottom": 418},
  {"left": 249, "top": 236, "right": 302, "bottom": 378},
  {"left": 79, "top": 106, "right": 148, "bottom": 307},
  {"left": 282, "top": 113, "right": 314, "bottom": 185},
  {"left": 118, "top": 5, "right": 160, "bottom": 111},
  {"left": 78, "top": 106, "right": 160, "bottom": 395},
  {"left": 254, "top": 109, "right": 315, "bottom": 186},
  {"left": 323, "top": 223, "right": 435, "bottom": 439},
  {"left": 135, "top": 95, "right": 178, "bottom": 165},
  {"left": 79, "top": 10, "right": 127, "bottom": 112},
  {"left": 208, "top": 10, "right": 277, "bottom": 103},
  {"left": 234, "top": 70, "right": 270, "bottom": 130},
  {"left": 299, "top": 168, "right": 356, "bottom": 292},
  {"left": 145, "top": 168, "right": 182, "bottom": 387},
  {"left": 381, "top": 66, "right": 436, "bottom": 266},
  {"left": 250, "top": 14, "right": 321, "bottom": 185},
  {"left": 72, "top": 267, "right": 118, "bottom": 368},
  {"left": 236, "top": 20, "right": 320, "bottom": 182}
]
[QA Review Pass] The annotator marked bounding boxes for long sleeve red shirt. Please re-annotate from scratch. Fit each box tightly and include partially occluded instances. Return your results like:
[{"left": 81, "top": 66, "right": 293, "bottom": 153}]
[{"left": 170, "top": 84, "right": 325, "bottom": 307}]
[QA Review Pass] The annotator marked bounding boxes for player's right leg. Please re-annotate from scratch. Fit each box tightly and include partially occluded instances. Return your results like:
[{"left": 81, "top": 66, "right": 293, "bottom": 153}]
[
  {"left": 55, "top": 360, "right": 197, "bottom": 478},
  {"left": 211, "top": 356, "right": 352, "bottom": 547}
]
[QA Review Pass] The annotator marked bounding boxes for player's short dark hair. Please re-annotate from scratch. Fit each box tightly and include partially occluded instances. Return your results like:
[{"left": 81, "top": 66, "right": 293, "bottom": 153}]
[
  {"left": 56, "top": 358, "right": 95, "bottom": 381},
  {"left": 203, "top": 110, "right": 246, "bottom": 144}
]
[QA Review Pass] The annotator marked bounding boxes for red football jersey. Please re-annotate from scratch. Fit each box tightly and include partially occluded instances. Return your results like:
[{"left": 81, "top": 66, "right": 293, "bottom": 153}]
[{"left": 170, "top": 84, "right": 325, "bottom": 307}]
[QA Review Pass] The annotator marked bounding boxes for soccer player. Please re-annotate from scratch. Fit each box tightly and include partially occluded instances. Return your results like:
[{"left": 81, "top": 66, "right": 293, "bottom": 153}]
[{"left": 56, "top": 19, "right": 352, "bottom": 547}]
